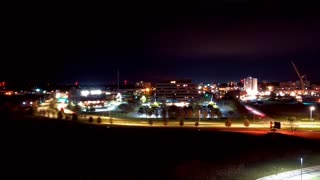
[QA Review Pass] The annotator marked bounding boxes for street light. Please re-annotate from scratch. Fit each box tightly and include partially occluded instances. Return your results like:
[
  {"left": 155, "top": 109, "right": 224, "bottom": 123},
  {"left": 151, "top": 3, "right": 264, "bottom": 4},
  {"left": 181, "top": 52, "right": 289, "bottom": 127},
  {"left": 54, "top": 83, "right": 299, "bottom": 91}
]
[
  {"left": 300, "top": 157, "right": 303, "bottom": 180},
  {"left": 310, "top": 106, "right": 315, "bottom": 120}
]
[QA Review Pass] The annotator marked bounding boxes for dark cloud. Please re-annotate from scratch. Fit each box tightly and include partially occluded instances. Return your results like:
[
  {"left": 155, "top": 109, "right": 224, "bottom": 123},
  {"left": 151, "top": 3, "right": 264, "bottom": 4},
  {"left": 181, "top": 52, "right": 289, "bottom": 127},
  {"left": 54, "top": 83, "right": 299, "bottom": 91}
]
[
  {"left": 150, "top": 20, "right": 320, "bottom": 59},
  {"left": 2, "top": 1, "right": 320, "bottom": 84}
]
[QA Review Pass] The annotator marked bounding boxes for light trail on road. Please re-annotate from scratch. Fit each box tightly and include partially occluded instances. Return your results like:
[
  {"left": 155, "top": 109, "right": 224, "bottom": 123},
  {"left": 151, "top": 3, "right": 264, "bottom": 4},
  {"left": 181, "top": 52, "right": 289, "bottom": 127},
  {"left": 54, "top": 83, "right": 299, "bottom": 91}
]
[{"left": 34, "top": 114, "right": 320, "bottom": 139}]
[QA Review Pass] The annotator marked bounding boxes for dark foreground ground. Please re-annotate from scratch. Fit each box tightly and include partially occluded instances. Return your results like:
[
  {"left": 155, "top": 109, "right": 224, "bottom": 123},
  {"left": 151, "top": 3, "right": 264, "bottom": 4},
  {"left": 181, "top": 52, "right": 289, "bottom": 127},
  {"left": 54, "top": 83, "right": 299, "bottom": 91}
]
[{"left": 1, "top": 113, "right": 320, "bottom": 180}]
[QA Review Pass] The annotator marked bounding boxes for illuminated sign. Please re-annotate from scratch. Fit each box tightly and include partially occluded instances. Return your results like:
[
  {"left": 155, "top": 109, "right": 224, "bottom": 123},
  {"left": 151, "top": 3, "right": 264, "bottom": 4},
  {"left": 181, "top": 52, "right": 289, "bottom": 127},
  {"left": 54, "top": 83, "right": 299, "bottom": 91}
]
[{"left": 57, "top": 98, "right": 68, "bottom": 103}]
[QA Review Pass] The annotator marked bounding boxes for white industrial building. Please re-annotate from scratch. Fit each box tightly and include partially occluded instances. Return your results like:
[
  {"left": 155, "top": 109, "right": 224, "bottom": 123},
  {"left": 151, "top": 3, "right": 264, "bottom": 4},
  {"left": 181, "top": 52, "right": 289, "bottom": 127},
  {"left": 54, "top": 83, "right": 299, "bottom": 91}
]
[{"left": 243, "top": 77, "right": 258, "bottom": 96}]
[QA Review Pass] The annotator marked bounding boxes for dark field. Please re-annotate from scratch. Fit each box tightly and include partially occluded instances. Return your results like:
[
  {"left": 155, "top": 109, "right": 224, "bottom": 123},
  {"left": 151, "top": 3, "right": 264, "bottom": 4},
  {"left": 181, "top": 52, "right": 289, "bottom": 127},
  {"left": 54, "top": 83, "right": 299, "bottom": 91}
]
[
  {"left": 252, "top": 103, "right": 320, "bottom": 120},
  {"left": 1, "top": 113, "right": 320, "bottom": 180}
]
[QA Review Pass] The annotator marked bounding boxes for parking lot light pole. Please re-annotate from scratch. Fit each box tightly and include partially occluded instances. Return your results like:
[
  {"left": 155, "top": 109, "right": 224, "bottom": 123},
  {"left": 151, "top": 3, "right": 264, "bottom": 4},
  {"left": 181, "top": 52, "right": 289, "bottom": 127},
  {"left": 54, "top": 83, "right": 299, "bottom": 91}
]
[
  {"left": 300, "top": 157, "right": 303, "bottom": 180},
  {"left": 310, "top": 106, "right": 315, "bottom": 120}
]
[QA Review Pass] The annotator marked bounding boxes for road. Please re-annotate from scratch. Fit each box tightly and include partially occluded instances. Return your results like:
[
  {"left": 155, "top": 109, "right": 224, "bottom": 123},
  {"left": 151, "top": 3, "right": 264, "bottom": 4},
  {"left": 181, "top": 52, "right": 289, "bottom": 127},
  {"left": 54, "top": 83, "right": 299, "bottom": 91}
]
[
  {"left": 257, "top": 165, "right": 320, "bottom": 180},
  {"left": 34, "top": 113, "right": 320, "bottom": 139}
]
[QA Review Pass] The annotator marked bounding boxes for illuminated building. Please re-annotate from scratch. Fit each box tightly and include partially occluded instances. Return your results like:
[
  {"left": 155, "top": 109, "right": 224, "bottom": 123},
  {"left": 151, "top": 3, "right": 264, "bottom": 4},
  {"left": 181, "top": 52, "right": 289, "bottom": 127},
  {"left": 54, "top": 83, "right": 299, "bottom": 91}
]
[
  {"left": 311, "top": 84, "right": 320, "bottom": 91},
  {"left": 135, "top": 81, "right": 153, "bottom": 95},
  {"left": 243, "top": 77, "right": 258, "bottom": 96},
  {"left": 155, "top": 80, "right": 198, "bottom": 102},
  {"left": 279, "top": 81, "right": 296, "bottom": 89},
  {"left": 227, "top": 81, "right": 237, "bottom": 87},
  {"left": 135, "top": 81, "right": 151, "bottom": 89},
  {"left": 197, "top": 83, "right": 219, "bottom": 94},
  {"left": 296, "top": 79, "right": 310, "bottom": 89}
]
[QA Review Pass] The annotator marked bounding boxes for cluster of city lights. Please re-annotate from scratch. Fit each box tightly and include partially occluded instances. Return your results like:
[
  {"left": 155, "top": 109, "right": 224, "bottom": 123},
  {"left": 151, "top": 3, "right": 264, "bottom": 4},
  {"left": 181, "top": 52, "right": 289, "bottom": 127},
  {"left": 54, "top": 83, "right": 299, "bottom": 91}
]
[{"left": 80, "top": 90, "right": 102, "bottom": 96}]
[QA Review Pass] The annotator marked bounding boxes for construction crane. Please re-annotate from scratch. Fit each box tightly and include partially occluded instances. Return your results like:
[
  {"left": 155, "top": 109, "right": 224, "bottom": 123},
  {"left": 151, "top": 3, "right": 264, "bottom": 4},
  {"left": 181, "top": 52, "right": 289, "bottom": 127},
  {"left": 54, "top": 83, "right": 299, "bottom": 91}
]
[{"left": 291, "top": 61, "right": 305, "bottom": 91}]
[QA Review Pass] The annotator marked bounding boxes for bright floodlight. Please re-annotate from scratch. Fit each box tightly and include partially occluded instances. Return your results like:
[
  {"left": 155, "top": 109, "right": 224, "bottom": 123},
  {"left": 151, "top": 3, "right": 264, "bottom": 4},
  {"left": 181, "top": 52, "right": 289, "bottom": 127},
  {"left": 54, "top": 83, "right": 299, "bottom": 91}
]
[
  {"left": 140, "top": 95, "right": 146, "bottom": 103},
  {"left": 81, "top": 90, "right": 90, "bottom": 96},
  {"left": 55, "top": 92, "right": 61, "bottom": 98},
  {"left": 90, "top": 90, "right": 102, "bottom": 95},
  {"left": 116, "top": 93, "right": 122, "bottom": 102},
  {"left": 310, "top": 106, "right": 315, "bottom": 111}
]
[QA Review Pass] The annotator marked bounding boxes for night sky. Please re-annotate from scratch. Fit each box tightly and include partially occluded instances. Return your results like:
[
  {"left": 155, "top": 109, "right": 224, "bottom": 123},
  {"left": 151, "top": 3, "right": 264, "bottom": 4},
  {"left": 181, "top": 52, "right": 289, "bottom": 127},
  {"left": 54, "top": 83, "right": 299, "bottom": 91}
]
[{"left": 3, "top": 1, "right": 320, "bottom": 85}]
